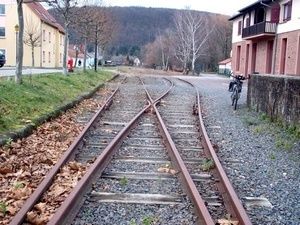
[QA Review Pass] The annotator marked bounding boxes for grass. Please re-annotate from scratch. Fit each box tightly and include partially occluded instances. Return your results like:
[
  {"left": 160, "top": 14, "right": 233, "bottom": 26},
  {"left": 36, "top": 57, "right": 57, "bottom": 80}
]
[
  {"left": 119, "top": 176, "right": 128, "bottom": 187},
  {"left": 0, "top": 201, "right": 7, "bottom": 215},
  {"left": 0, "top": 70, "right": 113, "bottom": 134},
  {"left": 13, "top": 182, "right": 25, "bottom": 189},
  {"left": 201, "top": 158, "right": 215, "bottom": 171},
  {"left": 243, "top": 112, "right": 300, "bottom": 151},
  {"left": 142, "top": 216, "right": 157, "bottom": 225}
]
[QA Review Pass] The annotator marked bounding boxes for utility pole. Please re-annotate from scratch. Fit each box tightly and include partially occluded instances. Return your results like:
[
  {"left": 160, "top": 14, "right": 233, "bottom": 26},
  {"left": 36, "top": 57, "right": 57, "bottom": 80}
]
[{"left": 94, "top": 25, "right": 98, "bottom": 72}]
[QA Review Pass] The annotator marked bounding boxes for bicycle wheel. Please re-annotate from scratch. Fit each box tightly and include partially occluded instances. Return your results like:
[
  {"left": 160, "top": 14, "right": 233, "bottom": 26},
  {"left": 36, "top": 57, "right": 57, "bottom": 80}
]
[{"left": 231, "top": 87, "right": 238, "bottom": 109}]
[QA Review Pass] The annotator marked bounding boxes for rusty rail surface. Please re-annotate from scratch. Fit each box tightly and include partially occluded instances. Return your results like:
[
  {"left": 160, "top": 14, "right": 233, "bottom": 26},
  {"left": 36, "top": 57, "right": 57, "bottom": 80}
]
[
  {"left": 47, "top": 79, "right": 174, "bottom": 224},
  {"left": 179, "top": 78, "right": 252, "bottom": 225},
  {"left": 9, "top": 81, "right": 122, "bottom": 225},
  {"left": 140, "top": 78, "right": 215, "bottom": 224}
]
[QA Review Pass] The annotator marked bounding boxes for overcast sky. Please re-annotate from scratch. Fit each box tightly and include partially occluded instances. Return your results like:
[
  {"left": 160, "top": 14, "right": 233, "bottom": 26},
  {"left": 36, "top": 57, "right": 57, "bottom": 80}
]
[{"left": 103, "top": 0, "right": 257, "bottom": 16}]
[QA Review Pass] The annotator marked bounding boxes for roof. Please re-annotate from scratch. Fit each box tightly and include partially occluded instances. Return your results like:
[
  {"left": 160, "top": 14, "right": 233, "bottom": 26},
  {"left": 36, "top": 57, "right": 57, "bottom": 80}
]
[
  {"left": 68, "top": 45, "right": 85, "bottom": 59},
  {"left": 218, "top": 58, "right": 231, "bottom": 65},
  {"left": 229, "top": 0, "right": 273, "bottom": 21},
  {"left": 26, "top": 2, "right": 65, "bottom": 34}
]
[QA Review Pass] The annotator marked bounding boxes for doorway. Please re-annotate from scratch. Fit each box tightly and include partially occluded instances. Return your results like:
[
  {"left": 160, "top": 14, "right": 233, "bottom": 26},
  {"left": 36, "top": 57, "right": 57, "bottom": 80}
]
[
  {"left": 266, "top": 40, "right": 274, "bottom": 74},
  {"left": 245, "top": 44, "right": 250, "bottom": 75},
  {"left": 251, "top": 43, "right": 257, "bottom": 73},
  {"left": 296, "top": 36, "right": 300, "bottom": 75},
  {"left": 280, "top": 38, "right": 287, "bottom": 74},
  {"left": 255, "top": 7, "right": 265, "bottom": 23}
]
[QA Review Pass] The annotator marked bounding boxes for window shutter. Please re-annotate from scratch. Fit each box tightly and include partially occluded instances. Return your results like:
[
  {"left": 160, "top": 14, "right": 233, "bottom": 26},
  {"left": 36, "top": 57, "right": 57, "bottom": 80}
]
[
  {"left": 270, "top": 3, "right": 280, "bottom": 23},
  {"left": 288, "top": 0, "right": 292, "bottom": 20},
  {"left": 238, "top": 21, "right": 242, "bottom": 35}
]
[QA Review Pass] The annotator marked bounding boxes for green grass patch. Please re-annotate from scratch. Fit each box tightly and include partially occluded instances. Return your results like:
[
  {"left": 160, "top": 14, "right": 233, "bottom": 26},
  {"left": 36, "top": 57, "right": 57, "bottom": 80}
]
[
  {"left": 0, "top": 70, "right": 113, "bottom": 134},
  {"left": 243, "top": 111, "right": 300, "bottom": 151}
]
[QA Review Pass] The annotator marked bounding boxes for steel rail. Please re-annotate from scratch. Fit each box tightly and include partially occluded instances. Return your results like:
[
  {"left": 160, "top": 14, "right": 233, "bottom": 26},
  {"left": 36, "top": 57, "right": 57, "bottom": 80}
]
[
  {"left": 139, "top": 77, "right": 173, "bottom": 104},
  {"left": 141, "top": 78, "right": 215, "bottom": 225},
  {"left": 9, "top": 80, "right": 123, "bottom": 225},
  {"left": 47, "top": 79, "right": 173, "bottom": 225},
  {"left": 179, "top": 78, "right": 252, "bottom": 225},
  {"left": 48, "top": 104, "right": 151, "bottom": 225}
]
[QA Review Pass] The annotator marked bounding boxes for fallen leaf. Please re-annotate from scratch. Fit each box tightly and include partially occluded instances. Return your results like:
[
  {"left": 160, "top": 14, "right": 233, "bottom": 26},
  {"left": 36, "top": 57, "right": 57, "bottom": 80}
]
[
  {"left": 217, "top": 219, "right": 239, "bottom": 225},
  {"left": 0, "top": 164, "right": 13, "bottom": 174}
]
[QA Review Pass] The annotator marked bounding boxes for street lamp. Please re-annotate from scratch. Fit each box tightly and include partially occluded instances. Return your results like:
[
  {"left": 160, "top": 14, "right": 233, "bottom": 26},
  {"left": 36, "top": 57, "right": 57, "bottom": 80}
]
[{"left": 14, "top": 24, "right": 19, "bottom": 65}]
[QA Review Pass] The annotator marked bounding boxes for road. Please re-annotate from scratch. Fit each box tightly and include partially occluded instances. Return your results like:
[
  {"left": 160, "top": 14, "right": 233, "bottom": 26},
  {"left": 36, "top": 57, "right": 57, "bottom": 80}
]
[{"left": 0, "top": 67, "right": 62, "bottom": 77}]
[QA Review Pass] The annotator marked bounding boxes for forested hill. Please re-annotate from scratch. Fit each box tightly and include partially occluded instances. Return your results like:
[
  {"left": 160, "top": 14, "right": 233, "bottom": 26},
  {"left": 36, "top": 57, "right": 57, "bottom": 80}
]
[
  {"left": 49, "top": 6, "right": 230, "bottom": 55},
  {"left": 107, "top": 7, "right": 229, "bottom": 56},
  {"left": 111, "top": 7, "right": 174, "bottom": 45}
]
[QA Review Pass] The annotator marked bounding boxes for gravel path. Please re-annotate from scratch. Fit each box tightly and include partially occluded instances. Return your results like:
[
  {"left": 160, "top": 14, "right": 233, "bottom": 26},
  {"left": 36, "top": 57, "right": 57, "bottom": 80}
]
[{"left": 181, "top": 74, "right": 300, "bottom": 225}]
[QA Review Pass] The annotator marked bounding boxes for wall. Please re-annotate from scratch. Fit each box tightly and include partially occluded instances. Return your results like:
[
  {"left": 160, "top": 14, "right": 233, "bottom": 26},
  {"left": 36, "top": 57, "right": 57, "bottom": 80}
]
[
  {"left": 0, "top": 2, "right": 64, "bottom": 68},
  {"left": 0, "top": 2, "right": 18, "bottom": 66},
  {"left": 277, "top": 0, "right": 300, "bottom": 34},
  {"left": 247, "top": 74, "right": 300, "bottom": 125},
  {"left": 232, "top": 17, "right": 243, "bottom": 43},
  {"left": 274, "top": 29, "right": 300, "bottom": 75}
]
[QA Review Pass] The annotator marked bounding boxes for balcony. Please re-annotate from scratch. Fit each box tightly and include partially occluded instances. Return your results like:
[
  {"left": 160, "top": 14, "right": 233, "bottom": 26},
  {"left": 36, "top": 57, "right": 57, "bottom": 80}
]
[{"left": 242, "top": 21, "right": 277, "bottom": 39}]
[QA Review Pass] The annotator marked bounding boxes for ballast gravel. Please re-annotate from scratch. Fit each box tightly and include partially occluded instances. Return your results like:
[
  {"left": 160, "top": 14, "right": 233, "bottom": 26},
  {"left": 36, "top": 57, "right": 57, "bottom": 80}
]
[{"left": 185, "top": 74, "right": 300, "bottom": 225}]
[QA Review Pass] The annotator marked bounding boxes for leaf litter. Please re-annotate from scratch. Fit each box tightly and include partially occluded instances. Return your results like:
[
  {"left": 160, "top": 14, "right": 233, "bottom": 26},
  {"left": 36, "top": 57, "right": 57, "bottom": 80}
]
[{"left": 0, "top": 86, "right": 115, "bottom": 225}]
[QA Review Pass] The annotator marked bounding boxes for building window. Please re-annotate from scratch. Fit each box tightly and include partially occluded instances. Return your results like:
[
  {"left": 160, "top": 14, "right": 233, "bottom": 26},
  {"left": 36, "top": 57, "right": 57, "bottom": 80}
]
[
  {"left": 0, "top": 27, "right": 5, "bottom": 37},
  {"left": 283, "top": 1, "right": 292, "bottom": 21},
  {"left": 0, "top": 4, "right": 5, "bottom": 15},
  {"left": 42, "top": 51, "right": 45, "bottom": 63},
  {"left": 238, "top": 21, "right": 242, "bottom": 36},
  {"left": 236, "top": 45, "right": 241, "bottom": 71},
  {"left": 49, "top": 32, "right": 51, "bottom": 43},
  {"left": 245, "top": 17, "right": 250, "bottom": 27},
  {"left": 60, "top": 53, "right": 62, "bottom": 63},
  {"left": 43, "top": 30, "right": 46, "bottom": 41},
  {"left": 48, "top": 52, "right": 51, "bottom": 63}
]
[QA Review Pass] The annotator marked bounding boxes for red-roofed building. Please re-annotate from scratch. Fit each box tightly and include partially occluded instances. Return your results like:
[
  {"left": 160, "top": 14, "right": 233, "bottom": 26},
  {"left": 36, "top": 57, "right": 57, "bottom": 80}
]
[
  {"left": 218, "top": 58, "right": 232, "bottom": 75},
  {"left": 229, "top": 0, "right": 300, "bottom": 76},
  {"left": 0, "top": 1, "right": 65, "bottom": 68}
]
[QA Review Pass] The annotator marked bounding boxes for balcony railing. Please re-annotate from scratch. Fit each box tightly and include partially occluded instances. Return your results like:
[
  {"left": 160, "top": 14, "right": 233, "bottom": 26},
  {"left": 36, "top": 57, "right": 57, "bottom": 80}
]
[{"left": 242, "top": 21, "right": 277, "bottom": 39}]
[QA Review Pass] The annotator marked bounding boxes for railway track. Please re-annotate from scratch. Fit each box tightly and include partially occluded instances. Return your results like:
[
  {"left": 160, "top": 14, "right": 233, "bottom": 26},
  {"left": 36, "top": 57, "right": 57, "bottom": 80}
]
[{"left": 9, "top": 75, "right": 251, "bottom": 225}]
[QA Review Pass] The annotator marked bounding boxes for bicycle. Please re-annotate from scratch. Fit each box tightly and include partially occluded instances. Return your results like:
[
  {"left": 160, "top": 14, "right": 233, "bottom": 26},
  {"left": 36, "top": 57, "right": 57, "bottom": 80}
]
[{"left": 228, "top": 74, "right": 246, "bottom": 110}]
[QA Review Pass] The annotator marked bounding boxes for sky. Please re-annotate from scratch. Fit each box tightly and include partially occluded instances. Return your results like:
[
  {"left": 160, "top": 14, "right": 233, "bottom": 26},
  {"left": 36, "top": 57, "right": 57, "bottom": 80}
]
[{"left": 103, "top": 0, "right": 258, "bottom": 16}]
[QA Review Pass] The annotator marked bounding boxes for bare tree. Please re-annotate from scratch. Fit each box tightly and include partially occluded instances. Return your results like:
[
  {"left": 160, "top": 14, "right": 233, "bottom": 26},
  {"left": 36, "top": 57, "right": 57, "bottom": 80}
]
[
  {"left": 72, "top": 5, "right": 115, "bottom": 72},
  {"left": 173, "top": 10, "right": 214, "bottom": 75},
  {"left": 15, "top": 0, "right": 25, "bottom": 84},
  {"left": 173, "top": 11, "right": 191, "bottom": 74},
  {"left": 46, "top": 0, "right": 78, "bottom": 75},
  {"left": 157, "top": 31, "right": 175, "bottom": 70},
  {"left": 23, "top": 16, "right": 41, "bottom": 67}
]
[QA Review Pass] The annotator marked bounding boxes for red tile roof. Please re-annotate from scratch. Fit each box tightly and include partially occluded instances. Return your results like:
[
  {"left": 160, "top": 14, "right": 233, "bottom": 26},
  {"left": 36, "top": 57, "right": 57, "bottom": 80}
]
[
  {"left": 26, "top": 2, "right": 65, "bottom": 34},
  {"left": 218, "top": 58, "right": 232, "bottom": 65}
]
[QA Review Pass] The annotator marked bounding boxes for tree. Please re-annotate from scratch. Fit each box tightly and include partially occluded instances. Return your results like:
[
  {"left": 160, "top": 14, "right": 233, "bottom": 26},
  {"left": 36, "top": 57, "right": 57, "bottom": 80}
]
[
  {"left": 173, "top": 10, "right": 214, "bottom": 75},
  {"left": 46, "top": 0, "right": 78, "bottom": 75},
  {"left": 173, "top": 11, "right": 191, "bottom": 74},
  {"left": 15, "top": 0, "right": 25, "bottom": 84},
  {"left": 72, "top": 5, "right": 116, "bottom": 72},
  {"left": 23, "top": 16, "right": 41, "bottom": 67}
]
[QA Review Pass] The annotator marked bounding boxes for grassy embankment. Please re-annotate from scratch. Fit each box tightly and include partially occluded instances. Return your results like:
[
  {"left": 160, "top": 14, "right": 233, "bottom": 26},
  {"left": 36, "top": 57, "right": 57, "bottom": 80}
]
[{"left": 0, "top": 70, "right": 113, "bottom": 135}]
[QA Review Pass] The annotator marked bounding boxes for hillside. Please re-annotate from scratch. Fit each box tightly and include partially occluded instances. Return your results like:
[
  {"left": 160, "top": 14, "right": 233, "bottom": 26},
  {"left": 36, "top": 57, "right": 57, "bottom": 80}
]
[{"left": 49, "top": 6, "right": 231, "bottom": 71}]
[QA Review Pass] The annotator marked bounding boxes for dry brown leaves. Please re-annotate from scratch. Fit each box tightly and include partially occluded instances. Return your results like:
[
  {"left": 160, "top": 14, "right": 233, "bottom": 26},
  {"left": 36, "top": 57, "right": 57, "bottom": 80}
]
[
  {"left": 0, "top": 87, "right": 113, "bottom": 225},
  {"left": 217, "top": 219, "right": 239, "bottom": 225},
  {"left": 157, "top": 164, "right": 178, "bottom": 175},
  {"left": 25, "top": 161, "right": 88, "bottom": 225}
]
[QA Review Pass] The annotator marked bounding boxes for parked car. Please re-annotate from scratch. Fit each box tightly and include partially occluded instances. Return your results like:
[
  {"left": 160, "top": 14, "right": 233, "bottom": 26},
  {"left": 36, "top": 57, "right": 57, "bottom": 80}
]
[{"left": 0, "top": 51, "right": 5, "bottom": 67}]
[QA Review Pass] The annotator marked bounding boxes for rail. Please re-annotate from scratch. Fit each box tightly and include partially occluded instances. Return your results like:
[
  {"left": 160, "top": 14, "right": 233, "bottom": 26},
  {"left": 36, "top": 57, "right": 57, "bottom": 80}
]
[
  {"left": 47, "top": 78, "right": 173, "bottom": 224},
  {"left": 179, "top": 78, "right": 252, "bottom": 225},
  {"left": 9, "top": 81, "right": 122, "bottom": 225}
]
